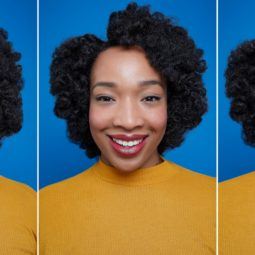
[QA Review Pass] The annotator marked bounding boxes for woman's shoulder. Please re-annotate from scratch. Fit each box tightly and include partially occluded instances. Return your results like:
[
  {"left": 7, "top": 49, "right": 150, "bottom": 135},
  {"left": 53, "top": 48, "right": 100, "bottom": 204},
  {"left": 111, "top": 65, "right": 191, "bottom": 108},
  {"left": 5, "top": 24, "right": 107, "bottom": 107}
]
[
  {"left": 162, "top": 160, "right": 215, "bottom": 211},
  {"left": 220, "top": 170, "right": 255, "bottom": 188},
  {"left": 161, "top": 159, "right": 215, "bottom": 202},
  {"left": 219, "top": 170, "right": 255, "bottom": 202},
  {"left": 164, "top": 159, "right": 215, "bottom": 185},
  {"left": 40, "top": 164, "right": 96, "bottom": 197},
  {"left": 0, "top": 176, "right": 35, "bottom": 201},
  {"left": 0, "top": 177, "right": 36, "bottom": 253},
  {"left": 0, "top": 176, "right": 36, "bottom": 229},
  {"left": 219, "top": 171, "right": 255, "bottom": 253}
]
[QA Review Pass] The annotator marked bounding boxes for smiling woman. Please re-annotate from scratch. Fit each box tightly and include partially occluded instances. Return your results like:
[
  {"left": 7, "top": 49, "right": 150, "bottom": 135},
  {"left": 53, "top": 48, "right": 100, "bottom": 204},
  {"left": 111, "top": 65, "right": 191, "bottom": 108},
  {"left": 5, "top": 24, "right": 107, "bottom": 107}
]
[{"left": 40, "top": 2, "right": 215, "bottom": 254}]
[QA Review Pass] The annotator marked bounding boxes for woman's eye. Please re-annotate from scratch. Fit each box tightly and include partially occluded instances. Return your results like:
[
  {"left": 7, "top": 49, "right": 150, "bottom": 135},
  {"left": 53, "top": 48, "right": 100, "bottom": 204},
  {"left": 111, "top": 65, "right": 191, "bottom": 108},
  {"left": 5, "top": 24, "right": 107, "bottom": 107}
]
[
  {"left": 95, "top": 96, "right": 114, "bottom": 102},
  {"left": 143, "top": 96, "right": 161, "bottom": 102}
]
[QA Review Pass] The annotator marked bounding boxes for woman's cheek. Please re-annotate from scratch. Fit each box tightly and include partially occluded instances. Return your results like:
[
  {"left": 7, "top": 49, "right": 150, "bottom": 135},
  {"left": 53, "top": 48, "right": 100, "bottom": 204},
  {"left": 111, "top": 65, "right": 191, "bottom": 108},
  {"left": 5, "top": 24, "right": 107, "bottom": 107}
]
[
  {"left": 89, "top": 105, "right": 111, "bottom": 130},
  {"left": 148, "top": 106, "right": 168, "bottom": 130}
]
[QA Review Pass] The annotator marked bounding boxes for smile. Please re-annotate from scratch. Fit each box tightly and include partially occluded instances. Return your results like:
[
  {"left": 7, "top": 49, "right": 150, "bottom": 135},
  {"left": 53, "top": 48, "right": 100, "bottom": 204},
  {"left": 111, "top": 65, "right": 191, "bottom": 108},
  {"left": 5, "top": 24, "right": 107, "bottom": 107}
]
[
  {"left": 108, "top": 135, "right": 148, "bottom": 157},
  {"left": 112, "top": 138, "right": 143, "bottom": 147}
]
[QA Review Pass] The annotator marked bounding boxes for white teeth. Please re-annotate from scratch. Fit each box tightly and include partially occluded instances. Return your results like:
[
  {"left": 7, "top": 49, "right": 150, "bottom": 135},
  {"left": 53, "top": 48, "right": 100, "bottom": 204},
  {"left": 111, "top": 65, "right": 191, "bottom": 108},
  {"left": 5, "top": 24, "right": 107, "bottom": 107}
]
[{"left": 112, "top": 138, "right": 143, "bottom": 147}]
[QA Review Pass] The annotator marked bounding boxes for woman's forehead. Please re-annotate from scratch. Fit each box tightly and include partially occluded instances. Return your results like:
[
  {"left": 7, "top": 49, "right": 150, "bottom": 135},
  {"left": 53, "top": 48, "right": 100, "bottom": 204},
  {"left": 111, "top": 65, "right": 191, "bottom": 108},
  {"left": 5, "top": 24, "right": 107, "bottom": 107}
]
[{"left": 90, "top": 46, "right": 162, "bottom": 83}]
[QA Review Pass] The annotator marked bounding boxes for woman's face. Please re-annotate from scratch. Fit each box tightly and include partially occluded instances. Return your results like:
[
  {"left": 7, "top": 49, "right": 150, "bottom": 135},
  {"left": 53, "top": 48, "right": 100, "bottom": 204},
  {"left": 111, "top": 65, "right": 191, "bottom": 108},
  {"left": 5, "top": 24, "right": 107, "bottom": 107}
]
[{"left": 89, "top": 46, "right": 167, "bottom": 172}]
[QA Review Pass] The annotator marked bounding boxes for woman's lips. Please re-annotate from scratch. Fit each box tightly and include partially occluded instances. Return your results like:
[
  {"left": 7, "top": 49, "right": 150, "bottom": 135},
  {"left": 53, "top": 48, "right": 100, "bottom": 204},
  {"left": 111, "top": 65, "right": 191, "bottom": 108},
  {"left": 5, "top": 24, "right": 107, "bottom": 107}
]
[{"left": 108, "top": 135, "right": 147, "bottom": 157}]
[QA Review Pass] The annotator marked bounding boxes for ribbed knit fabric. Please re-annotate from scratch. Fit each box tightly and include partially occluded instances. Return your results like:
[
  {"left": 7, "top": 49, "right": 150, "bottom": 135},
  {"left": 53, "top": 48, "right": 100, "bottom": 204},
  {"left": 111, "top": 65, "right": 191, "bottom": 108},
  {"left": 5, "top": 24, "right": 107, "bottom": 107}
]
[
  {"left": 219, "top": 171, "right": 255, "bottom": 254},
  {"left": 0, "top": 176, "right": 36, "bottom": 255},
  {"left": 40, "top": 157, "right": 215, "bottom": 254}
]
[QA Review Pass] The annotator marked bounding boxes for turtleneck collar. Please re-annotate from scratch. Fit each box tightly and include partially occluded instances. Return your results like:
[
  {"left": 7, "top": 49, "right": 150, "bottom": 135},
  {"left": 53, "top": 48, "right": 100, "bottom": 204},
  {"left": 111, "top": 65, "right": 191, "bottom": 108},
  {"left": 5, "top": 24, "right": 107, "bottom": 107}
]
[{"left": 91, "top": 156, "right": 180, "bottom": 186}]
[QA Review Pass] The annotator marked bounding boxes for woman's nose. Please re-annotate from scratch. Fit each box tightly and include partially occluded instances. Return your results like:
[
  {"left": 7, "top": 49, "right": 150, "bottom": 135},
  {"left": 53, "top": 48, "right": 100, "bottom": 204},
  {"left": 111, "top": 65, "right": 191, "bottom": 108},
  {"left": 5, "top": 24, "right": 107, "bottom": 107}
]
[{"left": 112, "top": 98, "right": 144, "bottom": 130}]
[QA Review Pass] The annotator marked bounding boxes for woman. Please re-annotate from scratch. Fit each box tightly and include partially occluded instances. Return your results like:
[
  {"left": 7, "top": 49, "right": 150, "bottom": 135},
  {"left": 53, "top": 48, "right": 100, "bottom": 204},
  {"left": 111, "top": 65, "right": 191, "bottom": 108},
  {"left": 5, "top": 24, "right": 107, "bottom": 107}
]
[
  {"left": 40, "top": 3, "right": 215, "bottom": 254},
  {"left": 0, "top": 28, "right": 36, "bottom": 254},
  {"left": 220, "top": 40, "right": 255, "bottom": 254}
]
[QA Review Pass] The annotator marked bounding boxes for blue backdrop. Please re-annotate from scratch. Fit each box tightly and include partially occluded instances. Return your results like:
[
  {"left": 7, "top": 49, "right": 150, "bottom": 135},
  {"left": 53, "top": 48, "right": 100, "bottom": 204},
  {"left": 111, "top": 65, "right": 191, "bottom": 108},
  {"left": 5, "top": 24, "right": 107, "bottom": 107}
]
[
  {"left": 219, "top": 0, "right": 255, "bottom": 182},
  {"left": 40, "top": 0, "right": 216, "bottom": 188},
  {"left": 0, "top": 0, "right": 37, "bottom": 190}
]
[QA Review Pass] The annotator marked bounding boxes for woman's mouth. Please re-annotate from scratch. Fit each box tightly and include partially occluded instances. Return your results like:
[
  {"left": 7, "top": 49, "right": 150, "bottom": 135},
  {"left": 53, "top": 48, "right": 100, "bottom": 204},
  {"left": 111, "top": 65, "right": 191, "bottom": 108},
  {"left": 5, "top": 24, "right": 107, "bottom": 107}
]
[{"left": 107, "top": 135, "right": 148, "bottom": 157}]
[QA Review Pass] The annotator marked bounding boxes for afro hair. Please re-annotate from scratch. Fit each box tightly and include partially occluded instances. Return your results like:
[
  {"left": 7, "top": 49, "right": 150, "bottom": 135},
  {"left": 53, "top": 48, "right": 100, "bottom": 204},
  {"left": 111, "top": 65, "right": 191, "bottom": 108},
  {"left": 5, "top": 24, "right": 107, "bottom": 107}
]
[
  {"left": 0, "top": 28, "right": 23, "bottom": 146},
  {"left": 225, "top": 40, "right": 255, "bottom": 147},
  {"left": 50, "top": 2, "right": 208, "bottom": 158}
]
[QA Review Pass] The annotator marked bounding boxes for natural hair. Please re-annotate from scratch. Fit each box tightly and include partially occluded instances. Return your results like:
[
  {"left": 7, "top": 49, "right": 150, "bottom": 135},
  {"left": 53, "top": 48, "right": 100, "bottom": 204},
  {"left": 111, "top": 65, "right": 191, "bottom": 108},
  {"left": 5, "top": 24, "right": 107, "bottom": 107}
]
[
  {"left": 50, "top": 2, "right": 208, "bottom": 158},
  {"left": 225, "top": 40, "right": 255, "bottom": 146},
  {"left": 0, "top": 28, "right": 23, "bottom": 146}
]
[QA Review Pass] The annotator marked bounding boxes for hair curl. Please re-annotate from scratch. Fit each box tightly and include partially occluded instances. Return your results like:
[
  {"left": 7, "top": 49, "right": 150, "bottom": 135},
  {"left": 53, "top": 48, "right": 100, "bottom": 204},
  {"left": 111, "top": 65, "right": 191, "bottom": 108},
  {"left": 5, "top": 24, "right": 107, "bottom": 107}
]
[
  {"left": 225, "top": 40, "right": 255, "bottom": 147},
  {"left": 50, "top": 2, "right": 208, "bottom": 158},
  {"left": 0, "top": 28, "right": 23, "bottom": 146}
]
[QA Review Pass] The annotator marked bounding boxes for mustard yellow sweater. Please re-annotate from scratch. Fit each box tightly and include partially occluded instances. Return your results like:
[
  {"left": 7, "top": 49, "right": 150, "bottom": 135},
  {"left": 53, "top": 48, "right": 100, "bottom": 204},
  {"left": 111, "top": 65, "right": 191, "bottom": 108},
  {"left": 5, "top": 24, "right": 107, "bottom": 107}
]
[
  {"left": 219, "top": 171, "right": 255, "bottom": 254},
  {"left": 40, "top": 157, "right": 215, "bottom": 254},
  {"left": 0, "top": 176, "right": 36, "bottom": 255}
]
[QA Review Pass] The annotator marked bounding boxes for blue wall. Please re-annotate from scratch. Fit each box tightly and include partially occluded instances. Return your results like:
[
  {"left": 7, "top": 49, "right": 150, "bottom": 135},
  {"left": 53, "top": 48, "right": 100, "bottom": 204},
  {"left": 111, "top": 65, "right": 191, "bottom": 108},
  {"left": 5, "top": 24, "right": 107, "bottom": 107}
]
[
  {"left": 40, "top": 0, "right": 216, "bottom": 188},
  {"left": 219, "top": 0, "right": 255, "bottom": 182},
  {"left": 0, "top": 0, "right": 37, "bottom": 190}
]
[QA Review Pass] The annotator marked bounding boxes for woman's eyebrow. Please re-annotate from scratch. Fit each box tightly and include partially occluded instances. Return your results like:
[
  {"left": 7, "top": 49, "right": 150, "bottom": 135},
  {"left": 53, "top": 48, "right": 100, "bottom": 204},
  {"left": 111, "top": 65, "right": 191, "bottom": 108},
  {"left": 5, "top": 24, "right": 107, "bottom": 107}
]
[
  {"left": 91, "top": 82, "right": 115, "bottom": 91},
  {"left": 91, "top": 80, "right": 162, "bottom": 91},
  {"left": 139, "top": 80, "right": 162, "bottom": 86}
]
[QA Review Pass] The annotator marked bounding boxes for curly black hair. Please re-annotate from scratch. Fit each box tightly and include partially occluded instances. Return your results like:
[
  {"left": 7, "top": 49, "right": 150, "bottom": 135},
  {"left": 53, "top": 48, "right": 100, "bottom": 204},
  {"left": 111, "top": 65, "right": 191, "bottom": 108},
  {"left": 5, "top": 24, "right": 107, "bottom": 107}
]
[
  {"left": 225, "top": 40, "right": 255, "bottom": 147},
  {"left": 50, "top": 2, "right": 208, "bottom": 158},
  {"left": 0, "top": 28, "right": 23, "bottom": 147}
]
